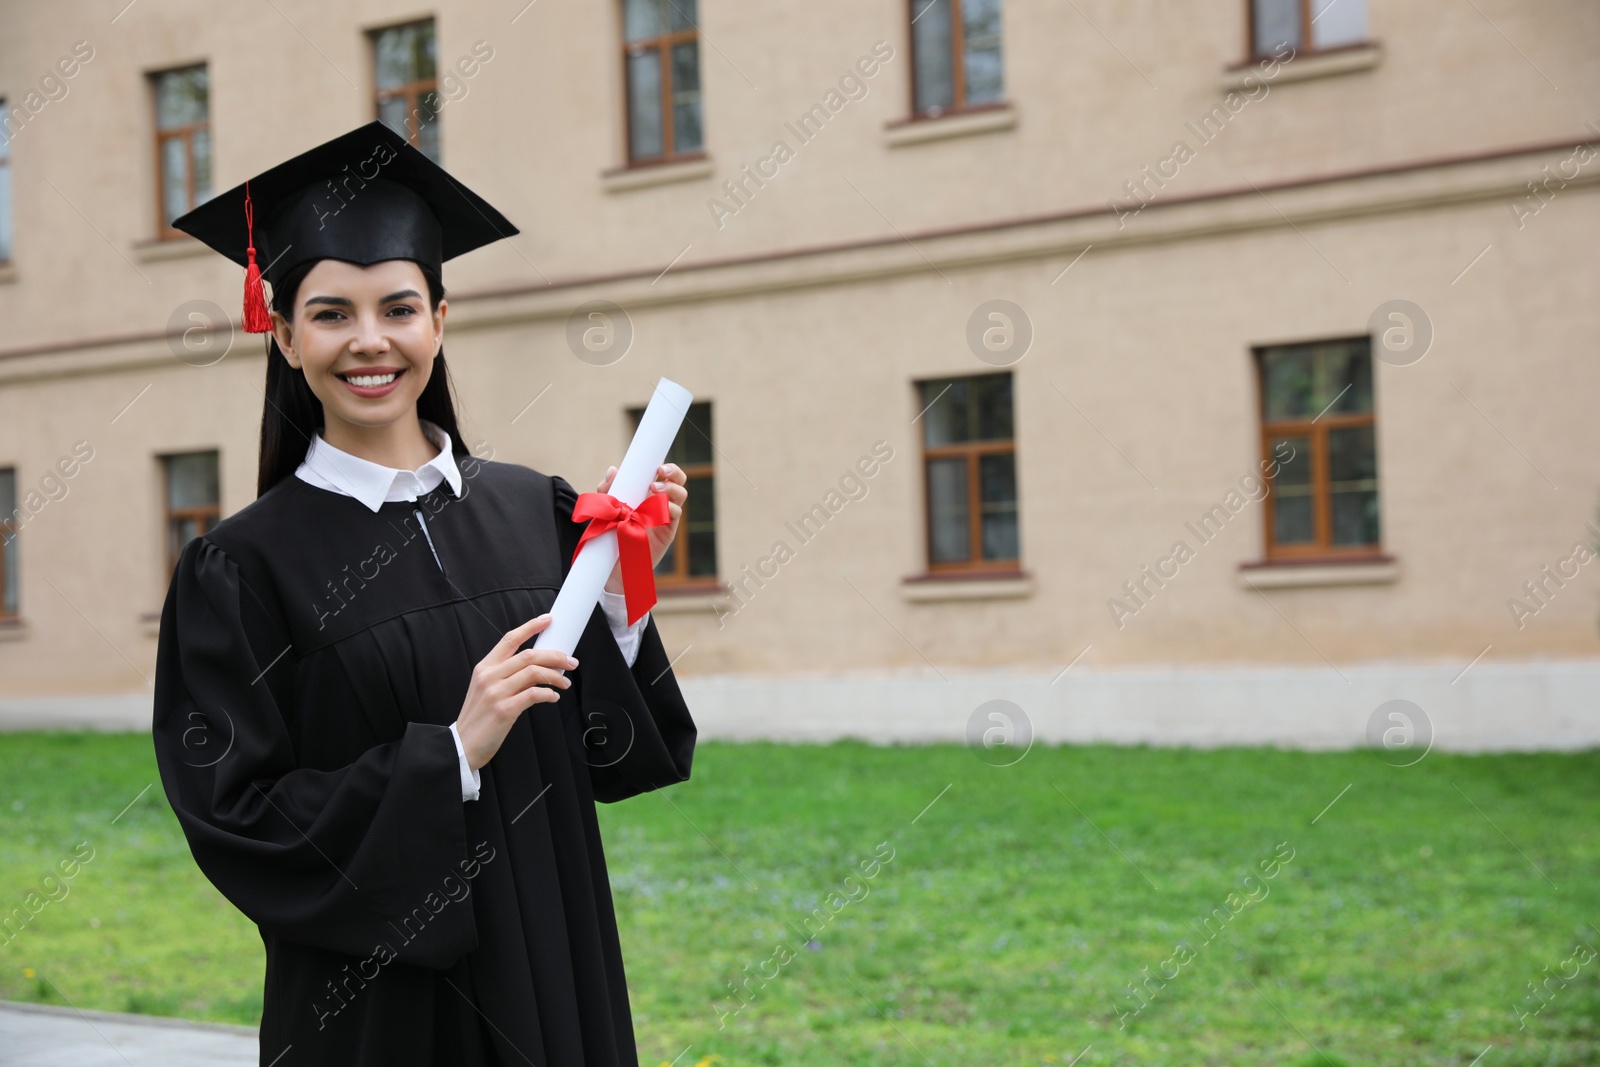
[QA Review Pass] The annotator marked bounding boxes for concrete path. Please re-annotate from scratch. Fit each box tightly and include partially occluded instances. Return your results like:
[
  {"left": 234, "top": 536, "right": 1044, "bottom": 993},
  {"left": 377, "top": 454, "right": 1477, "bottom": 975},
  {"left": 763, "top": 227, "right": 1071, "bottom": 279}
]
[{"left": 0, "top": 1001, "right": 256, "bottom": 1066}]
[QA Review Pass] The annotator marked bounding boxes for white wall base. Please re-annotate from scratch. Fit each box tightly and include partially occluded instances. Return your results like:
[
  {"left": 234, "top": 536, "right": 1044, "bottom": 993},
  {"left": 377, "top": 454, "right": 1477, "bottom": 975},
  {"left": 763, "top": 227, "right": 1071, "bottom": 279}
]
[
  {"left": 676, "top": 660, "right": 1600, "bottom": 752},
  {"left": 5, "top": 660, "right": 1598, "bottom": 751}
]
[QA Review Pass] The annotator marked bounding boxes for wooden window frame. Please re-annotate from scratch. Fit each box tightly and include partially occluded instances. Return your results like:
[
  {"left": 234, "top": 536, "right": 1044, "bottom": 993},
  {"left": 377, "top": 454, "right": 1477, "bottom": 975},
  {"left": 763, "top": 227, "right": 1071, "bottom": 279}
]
[
  {"left": 918, "top": 374, "right": 1021, "bottom": 575},
  {"left": 161, "top": 452, "right": 221, "bottom": 577},
  {"left": 1243, "top": 0, "right": 1365, "bottom": 61},
  {"left": 906, "top": 0, "right": 1007, "bottom": 122},
  {"left": 371, "top": 19, "right": 440, "bottom": 156},
  {"left": 1255, "top": 339, "right": 1382, "bottom": 563},
  {"left": 617, "top": 2, "right": 705, "bottom": 168},
  {"left": 626, "top": 403, "right": 718, "bottom": 592},
  {"left": 151, "top": 65, "right": 209, "bottom": 241}
]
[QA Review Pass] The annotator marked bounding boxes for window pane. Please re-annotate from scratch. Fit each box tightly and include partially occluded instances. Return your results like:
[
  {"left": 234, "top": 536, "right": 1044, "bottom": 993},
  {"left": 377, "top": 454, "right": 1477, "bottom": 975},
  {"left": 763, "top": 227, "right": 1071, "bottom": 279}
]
[
  {"left": 1262, "top": 340, "right": 1373, "bottom": 421},
  {"left": 623, "top": 0, "right": 665, "bottom": 43},
  {"left": 1330, "top": 489, "right": 1378, "bottom": 545},
  {"left": 162, "top": 137, "right": 189, "bottom": 225},
  {"left": 2, "top": 538, "right": 15, "bottom": 617},
  {"left": 0, "top": 157, "right": 11, "bottom": 264},
  {"left": 627, "top": 50, "right": 664, "bottom": 159},
  {"left": 1274, "top": 495, "right": 1314, "bottom": 544},
  {"left": 1316, "top": 340, "right": 1373, "bottom": 415},
  {"left": 912, "top": 0, "right": 955, "bottom": 113},
  {"left": 1252, "top": 0, "right": 1301, "bottom": 55},
  {"left": 973, "top": 374, "right": 1014, "bottom": 441},
  {"left": 417, "top": 91, "right": 442, "bottom": 162},
  {"left": 1328, "top": 425, "right": 1379, "bottom": 545},
  {"left": 668, "top": 0, "right": 697, "bottom": 31},
  {"left": 192, "top": 127, "right": 213, "bottom": 206},
  {"left": 686, "top": 472, "right": 716, "bottom": 576},
  {"left": 669, "top": 402, "right": 713, "bottom": 466},
  {"left": 166, "top": 452, "right": 219, "bottom": 509},
  {"left": 1261, "top": 345, "right": 1316, "bottom": 420},
  {"left": 167, "top": 516, "right": 201, "bottom": 574},
  {"left": 921, "top": 377, "right": 968, "bottom": 447},
  {"left": 377, "top": 96, "right": 410, "bottom": 143},
  {"left": 962, "top": 0, "right": 1004, "bottom": 105},
  {"left": 1327, "top": 425, "right": 1376, "bottom": 485},
  {"left": 1269, "top": 435, "right": 1314, "bottom": 544},
  {"left": 155, "top": 67, "right": 208, "bottom": 129},
  {"left": 978, "top": 452, "right": 1018, "bottom": 561},
  {"left": 927, "top": 457, "right": 970, "bottom": 563},
  {"left": 2, "top": 542, "right": 14, "bottom": 615},
  {"left": 1311, "top": 0, "right": 1366, "bottom": 49},
  {"left": 0, "top": 468, "right": 14, "bottom": 618},
  {"left": 375, "top": 22, "right": 436, "bottom": 89},
  {"left": 921, "top": 375, "right": 1012, "bottom": 446},
  {"left": 671, "top": 42, "right": 702, "bottom": 153}
]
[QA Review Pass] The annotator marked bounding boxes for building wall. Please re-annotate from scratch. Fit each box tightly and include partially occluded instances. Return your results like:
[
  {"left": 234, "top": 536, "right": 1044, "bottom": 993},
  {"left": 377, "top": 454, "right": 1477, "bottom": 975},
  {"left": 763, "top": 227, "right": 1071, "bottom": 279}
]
[{"left": 0, "top": 0, "right": 1596, "bottom": 700}]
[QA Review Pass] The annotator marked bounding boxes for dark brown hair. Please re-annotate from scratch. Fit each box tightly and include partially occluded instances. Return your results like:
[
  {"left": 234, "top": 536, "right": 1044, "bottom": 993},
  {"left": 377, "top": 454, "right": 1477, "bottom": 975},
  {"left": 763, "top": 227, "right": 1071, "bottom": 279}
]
[{"left": 256, "top": 259, "right": 468, "bottom": 498}]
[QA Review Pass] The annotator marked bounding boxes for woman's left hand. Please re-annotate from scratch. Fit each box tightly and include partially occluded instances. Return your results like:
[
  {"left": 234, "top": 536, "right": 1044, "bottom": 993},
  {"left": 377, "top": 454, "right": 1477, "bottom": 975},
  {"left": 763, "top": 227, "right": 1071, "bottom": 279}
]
[{"left": 600, "top": 463, "right": 687, "bottom": 595}]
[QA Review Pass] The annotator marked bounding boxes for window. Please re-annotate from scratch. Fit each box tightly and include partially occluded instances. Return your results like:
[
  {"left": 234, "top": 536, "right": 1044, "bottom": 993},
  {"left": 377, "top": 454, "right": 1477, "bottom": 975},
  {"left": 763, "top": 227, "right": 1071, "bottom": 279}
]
[
  {"left": 162, "top": 452, "right": 220, "bottom": 575},
  {"left": 1248, "top": 0, "right": 1367, "bottom": 58},
  {"left": 620, "top": 0, "right": 704, "bottom": 164},
  {"left": 627, "top": 401, "right": 717, "bottom": 587},
  {"left": 917, "top": 373, "right": 1019, "bottom": 571},
  {"left": 1, "top": 469, "right": 17, "bottom": 619},
  {"left": 152, "top": 65, "right": 211, "bottom": 237},
  {"left": 1256, "top": 338, "right": 1380, "bottom": 558},
  {"left": 0, "top": 106, "right": 11, "bottom": 264},
  {"left": 373, "top": 20, "right": 441, "bottom": 162},
  {"left": 909, "top": 0, "right": 1004, "bottom": 118}
]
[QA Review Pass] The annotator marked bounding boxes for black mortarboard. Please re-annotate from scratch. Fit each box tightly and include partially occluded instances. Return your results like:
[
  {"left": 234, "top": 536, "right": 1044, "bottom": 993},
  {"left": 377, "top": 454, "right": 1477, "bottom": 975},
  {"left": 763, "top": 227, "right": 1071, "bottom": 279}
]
[{"left": 171, "top": 121, "right": 518, "bottom": 332}]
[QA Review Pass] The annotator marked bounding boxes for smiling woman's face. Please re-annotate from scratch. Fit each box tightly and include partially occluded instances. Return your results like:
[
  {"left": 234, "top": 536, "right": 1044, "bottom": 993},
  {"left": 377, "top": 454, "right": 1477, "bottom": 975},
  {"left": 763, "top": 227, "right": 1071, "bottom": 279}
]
[{"left": 270, "top": 258, "right": 446, "bottom": 436}]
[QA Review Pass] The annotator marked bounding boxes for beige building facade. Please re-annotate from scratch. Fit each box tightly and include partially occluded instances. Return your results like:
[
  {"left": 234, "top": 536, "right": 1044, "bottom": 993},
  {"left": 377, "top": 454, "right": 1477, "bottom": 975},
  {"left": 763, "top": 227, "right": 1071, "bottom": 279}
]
[{"left": 0, "top": 0, "right": 1596, "bottom": 743}]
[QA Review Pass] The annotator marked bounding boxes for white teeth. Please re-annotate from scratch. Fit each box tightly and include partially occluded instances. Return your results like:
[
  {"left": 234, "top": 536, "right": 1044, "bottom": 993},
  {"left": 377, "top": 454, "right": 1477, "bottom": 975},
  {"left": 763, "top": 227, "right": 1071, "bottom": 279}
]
[{"left": 346, "top": 372, "right": 397, "bottom": 388}]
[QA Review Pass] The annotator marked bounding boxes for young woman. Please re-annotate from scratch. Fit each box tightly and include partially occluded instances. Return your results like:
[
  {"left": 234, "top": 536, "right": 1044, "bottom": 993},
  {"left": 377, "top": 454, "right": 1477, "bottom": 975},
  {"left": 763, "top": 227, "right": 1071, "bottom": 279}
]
[{"left": 152, "top": 122, "right": 696, "bottom": 1067}]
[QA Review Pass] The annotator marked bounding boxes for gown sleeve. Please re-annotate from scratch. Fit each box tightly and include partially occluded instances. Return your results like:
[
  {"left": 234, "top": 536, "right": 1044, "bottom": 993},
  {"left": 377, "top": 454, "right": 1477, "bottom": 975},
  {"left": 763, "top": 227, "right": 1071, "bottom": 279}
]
[
  {"left": 552, "top": 473, "right": 697, "bottom": 803},
  {"left": 151, "top": 535, "right": 477, "bottom": 967}
]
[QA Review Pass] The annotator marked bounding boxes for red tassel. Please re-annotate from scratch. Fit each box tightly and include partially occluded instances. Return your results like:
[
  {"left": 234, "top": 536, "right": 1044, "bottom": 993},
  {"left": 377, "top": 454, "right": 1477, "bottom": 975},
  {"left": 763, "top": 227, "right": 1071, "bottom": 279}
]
[{"left": 241, "top": 182, "right": 270, "bottom": 334}]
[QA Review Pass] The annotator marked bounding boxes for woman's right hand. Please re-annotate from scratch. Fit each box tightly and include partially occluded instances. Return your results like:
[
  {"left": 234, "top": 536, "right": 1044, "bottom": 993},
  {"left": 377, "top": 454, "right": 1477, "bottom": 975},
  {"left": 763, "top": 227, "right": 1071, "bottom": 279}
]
[{"left": 455, "top": 613, "right": 577, "bottom": 770}]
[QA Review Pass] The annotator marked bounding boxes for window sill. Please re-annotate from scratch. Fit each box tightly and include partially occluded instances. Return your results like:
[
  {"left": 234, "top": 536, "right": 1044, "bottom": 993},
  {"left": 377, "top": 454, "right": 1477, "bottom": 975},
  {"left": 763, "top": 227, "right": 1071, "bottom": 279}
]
[
  {"left": 885, "top": 104, "right": 1017, "bottom": 148},
  {"left": 0, "top": 263, "right": 16, "bottom": 285},
  {"left": 650, "top": 582, "right": 730, "bottom": 614},
  {"left": 1237, "top": 554, "right": 1398, "bottom": 589},
  {"left": 0, "top": 618, "right": 30, "bottom": 642},
  {"left": 900, "top": 569, "right": 1034, "bottom": 602},
  {"left": 601, "top": 156, "right": 714, "bottom": 194},
  {"left": 133, "top": 234, "right": 212, "bottom": 263},
  {"left": 1223, "top": 41, "right": 1381, "bottom": 90}
]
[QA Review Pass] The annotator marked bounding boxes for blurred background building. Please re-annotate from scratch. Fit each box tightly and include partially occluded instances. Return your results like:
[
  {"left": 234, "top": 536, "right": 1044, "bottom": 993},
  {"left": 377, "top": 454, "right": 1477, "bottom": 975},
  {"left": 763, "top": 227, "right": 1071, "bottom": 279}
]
[{"left": 0, "top": 0, "right": 1596, "bottom": 745}]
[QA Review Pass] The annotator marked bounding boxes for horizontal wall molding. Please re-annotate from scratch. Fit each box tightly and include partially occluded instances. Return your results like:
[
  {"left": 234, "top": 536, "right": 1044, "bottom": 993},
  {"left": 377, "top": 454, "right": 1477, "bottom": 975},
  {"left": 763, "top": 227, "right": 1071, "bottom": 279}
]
[
  {"left": 444, "top": 133, "right": 1600, "bottom": 331},
  {"left": 3, "top": 133, "right": 1596, "bottom": 382}
]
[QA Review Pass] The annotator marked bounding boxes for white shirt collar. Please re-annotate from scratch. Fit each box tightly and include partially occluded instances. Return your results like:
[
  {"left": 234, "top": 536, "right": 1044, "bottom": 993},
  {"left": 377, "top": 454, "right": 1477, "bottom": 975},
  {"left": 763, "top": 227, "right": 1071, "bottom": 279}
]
[{"left": 295, "top": 418, "right": 464, "bottom": 513}]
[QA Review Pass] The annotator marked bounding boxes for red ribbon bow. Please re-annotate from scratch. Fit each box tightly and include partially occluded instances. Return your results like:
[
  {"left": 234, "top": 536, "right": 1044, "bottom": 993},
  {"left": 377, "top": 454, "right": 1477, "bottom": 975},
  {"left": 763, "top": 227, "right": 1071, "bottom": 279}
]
[{"left": 570, "top": 490, "right": 672, "bottom": 626}]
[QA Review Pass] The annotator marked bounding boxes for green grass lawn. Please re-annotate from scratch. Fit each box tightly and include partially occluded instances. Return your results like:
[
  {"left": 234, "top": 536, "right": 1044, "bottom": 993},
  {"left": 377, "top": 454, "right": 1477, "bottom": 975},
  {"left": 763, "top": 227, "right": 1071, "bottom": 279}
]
[{"left": 1, "top": 732, "right": 1596, "bottom": 1066}]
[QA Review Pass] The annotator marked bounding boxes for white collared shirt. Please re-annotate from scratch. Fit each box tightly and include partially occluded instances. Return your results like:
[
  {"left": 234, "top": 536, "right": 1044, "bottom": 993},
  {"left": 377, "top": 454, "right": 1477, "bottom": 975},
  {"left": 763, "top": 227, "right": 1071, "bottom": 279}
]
[{"left": 294, "top": 419, "right": 649, "bottom": 801}]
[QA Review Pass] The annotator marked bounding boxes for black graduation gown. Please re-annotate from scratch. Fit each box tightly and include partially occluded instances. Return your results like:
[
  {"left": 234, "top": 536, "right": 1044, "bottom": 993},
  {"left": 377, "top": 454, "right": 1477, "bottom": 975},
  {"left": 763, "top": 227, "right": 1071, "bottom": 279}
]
[{"left": 150, "top": 456, "right": 696, "bottom": 1067}]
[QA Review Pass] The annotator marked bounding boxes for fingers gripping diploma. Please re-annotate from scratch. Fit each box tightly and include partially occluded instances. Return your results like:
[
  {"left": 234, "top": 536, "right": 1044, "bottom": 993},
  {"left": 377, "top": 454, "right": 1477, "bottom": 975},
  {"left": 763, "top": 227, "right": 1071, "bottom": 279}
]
[
  {"left": 454, "top": 613, "right": 578, "bottom": 770},
  {"left": 597, "top": 462, "right": 689, "bottom": 595}
]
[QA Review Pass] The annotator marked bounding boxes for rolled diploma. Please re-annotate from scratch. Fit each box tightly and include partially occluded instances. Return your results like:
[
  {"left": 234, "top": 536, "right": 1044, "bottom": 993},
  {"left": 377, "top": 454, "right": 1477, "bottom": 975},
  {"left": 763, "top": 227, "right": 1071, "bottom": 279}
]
[{"left": 533, "top": 376, "right": 694, "bottom": 657}]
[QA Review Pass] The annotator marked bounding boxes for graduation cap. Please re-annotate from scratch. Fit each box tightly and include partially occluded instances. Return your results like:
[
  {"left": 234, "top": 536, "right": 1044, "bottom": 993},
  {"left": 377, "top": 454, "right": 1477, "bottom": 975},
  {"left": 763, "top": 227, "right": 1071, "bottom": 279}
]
[{"left": 171, "top": 120, "right": 518, "bottom": 333}]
